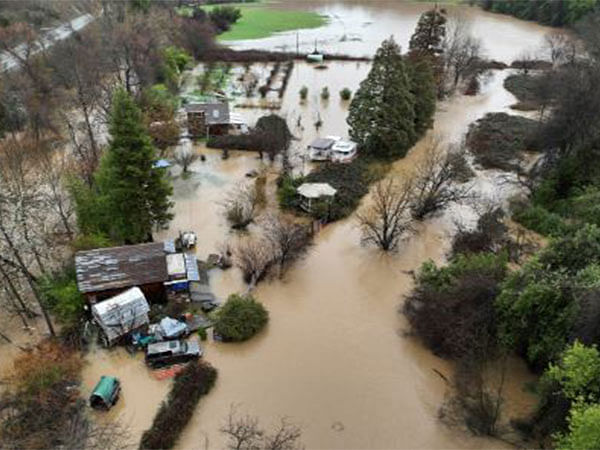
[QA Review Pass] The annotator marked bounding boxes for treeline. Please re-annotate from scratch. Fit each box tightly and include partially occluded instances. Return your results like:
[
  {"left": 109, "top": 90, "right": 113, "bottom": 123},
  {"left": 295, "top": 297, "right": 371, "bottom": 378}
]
[
  {"left": 479, "top": 0, "right": 599, "bottom": 27},
  {"left": 405, "top": 9, "right": 600, "bottom": 448}
]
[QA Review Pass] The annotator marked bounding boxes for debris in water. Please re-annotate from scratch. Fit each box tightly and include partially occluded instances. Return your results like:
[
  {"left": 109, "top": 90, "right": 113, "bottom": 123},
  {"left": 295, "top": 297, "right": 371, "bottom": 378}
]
[{"left": 331, "top": 421, "right": 345, "bottom": 432}]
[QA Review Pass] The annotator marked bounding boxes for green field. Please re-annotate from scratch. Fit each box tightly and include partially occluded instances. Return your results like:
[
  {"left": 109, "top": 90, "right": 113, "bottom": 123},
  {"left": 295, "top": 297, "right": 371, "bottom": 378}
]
[{"left": 210, "top": 4, "right": 326, "bottom": 41}]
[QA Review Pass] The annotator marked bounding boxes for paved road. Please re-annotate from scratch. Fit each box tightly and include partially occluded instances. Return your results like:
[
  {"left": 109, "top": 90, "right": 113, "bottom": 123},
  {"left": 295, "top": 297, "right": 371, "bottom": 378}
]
[{"left": 1, "top": 13, "right": 95, "bottom": 73}]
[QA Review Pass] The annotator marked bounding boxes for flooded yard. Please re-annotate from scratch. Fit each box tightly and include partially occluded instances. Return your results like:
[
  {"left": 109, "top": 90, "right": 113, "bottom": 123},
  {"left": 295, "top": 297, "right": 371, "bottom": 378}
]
[{"left": 81, "top": 2, "right": 551, "bottom": 448}]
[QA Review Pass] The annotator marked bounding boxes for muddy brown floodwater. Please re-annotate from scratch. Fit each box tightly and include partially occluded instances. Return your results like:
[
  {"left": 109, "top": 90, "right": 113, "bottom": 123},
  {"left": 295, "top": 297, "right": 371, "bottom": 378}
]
[{"left": 80, "top": 2, "right": 551, "bottom": 448}]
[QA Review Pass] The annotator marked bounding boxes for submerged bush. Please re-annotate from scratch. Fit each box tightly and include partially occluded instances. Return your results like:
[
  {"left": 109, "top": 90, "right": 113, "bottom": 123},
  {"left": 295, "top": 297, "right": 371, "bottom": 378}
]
[
  {"left": 214, "top": 294, "right": 269, "bottom": 342},
  {"left": 404, "top": 253, "right": 507, "bottom": 360},
  {"left": 466, "top": 112, "right": 540, "bottom": 171},
  {"left": 340, "top": 87, "right": 352, "bottom": 100},
  {"left": 140, "top": 361, "right": 218, "bottom": 449},
  {"left": 299, "top": 86, "right": 308, "bottom": 100}
]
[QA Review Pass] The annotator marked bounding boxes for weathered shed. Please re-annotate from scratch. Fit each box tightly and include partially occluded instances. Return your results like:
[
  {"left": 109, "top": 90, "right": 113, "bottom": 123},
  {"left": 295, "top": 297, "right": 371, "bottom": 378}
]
[
  {"left": 91, "top": 287, "right": 150, "bottom": 346},
  {"left": 185, "top": 103, "right": 231, "bottom": 137},
  {"left": 75, "top": 242, "right": 168, "bottom": 303}
]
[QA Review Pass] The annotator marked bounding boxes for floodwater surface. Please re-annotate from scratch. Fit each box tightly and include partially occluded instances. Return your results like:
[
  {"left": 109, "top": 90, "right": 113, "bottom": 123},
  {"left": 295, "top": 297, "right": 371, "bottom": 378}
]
[
  {"left": 81, "top": 2, "right": 550, "bottom": 448},
  {"left": 229, "top": 0, "right": 554, "bottom": 63}
]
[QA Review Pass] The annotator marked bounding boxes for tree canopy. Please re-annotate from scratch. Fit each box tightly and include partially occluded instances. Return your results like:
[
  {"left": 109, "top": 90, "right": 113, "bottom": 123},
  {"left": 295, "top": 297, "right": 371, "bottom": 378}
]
[
  {"left": 73, "top": 88, "right": 173, "bottom": 244},
  {"left": 347, "top": 37, "right": 417, "bottom": 159}
]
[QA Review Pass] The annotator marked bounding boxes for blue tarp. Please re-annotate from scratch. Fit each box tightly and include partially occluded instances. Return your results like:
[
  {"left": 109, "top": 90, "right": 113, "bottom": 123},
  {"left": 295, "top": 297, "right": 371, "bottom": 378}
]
[
  {"left": 153, "top": 159, "right": 172, "bottom": 169},
  {"left": 159, "top": 317, "right": 188, "bottom": 339},
  {"left": 185, "top": 254, "right": 200, "bottom": 282},
  {"left": 163, "top": 239, "right": 176, "bottom": 254}
]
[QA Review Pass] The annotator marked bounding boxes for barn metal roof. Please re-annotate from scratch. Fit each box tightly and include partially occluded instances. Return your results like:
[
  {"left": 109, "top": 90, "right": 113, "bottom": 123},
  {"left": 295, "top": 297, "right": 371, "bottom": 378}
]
[{"left": 75, "top": 243, "right": 168, "bottom": 293}]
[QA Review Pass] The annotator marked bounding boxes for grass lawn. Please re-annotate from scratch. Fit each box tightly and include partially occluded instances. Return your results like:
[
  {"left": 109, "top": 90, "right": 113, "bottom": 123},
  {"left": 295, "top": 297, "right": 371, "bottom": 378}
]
[{"left": 210, "top": 4, "right": 326, "bottom": 41}]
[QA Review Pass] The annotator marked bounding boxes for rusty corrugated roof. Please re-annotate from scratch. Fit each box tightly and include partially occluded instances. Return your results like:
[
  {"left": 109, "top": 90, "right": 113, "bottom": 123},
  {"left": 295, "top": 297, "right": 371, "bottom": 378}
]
[{"left": 75, "top": 242, "right": 168, "bottom": 293}]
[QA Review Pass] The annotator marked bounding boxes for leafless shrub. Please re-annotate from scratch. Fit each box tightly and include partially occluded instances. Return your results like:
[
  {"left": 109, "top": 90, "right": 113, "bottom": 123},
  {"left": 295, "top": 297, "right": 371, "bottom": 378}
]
[
  {"left": 356, "top": 177, "right": 414, "bottom": 251},
  {"left": 223, "top": 183, "right": 259, "bottom": 230},
  {"left": 410, "top": 140, "right": 474, "bottom": 220},
  {"left": 451, "top": 206, "right": 509, "bottom": 257},
  {"left": 174, "top": 149, "right": 199, "bottom": 174},
  {"left": 233, "top": 236, "right": 274, "bottom": 286},
  {"left": 262, "top": 214, "right": 312, "bottom": 276},
  {"left": 220, "top": 405, "right": 303, "bottom": 450},
  {"left": 440, "top": 356, "right": 508, "bottom": 438},
  {"left": 543, "top": 31, "right": 578, "bottom": 67}
]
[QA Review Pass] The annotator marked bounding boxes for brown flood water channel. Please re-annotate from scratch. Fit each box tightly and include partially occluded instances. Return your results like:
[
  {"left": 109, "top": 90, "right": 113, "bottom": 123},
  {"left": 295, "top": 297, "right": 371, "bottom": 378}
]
[{"left": 81, "top": 2, "right": 552, "bottom": 448}]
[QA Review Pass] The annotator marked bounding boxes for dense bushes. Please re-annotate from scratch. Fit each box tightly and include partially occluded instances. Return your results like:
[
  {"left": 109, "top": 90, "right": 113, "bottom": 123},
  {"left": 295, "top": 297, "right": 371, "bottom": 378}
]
[
  {"left": 466, "top": 112, "right": 540, "bottom": 171},
  {"left": 140, "top": 362, "right": 218, "bottom": 449},
  {"left": 512, "top": 202, "right": 570, "bottom": 236},
  {"left": 405, "top": 253, "right": 507, "bottom": 360},
  {"left": 213, "top": 294, "right": 269, "bottom": 342},
  {"left": 479, "top": 0, "right": 598, "bottom": 26},
  {"left": 303, "top": 158, "right": 377, "bottom": 221},
  {"left": 496, "top": 225, "right": 600, "bottom": 370}
]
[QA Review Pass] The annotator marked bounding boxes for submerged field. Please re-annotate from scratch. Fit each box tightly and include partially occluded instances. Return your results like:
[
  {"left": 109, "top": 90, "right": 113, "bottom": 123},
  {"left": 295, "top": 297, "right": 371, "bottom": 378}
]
[{"left": 211, "top": 3, "right": 326, "bottom": 41}]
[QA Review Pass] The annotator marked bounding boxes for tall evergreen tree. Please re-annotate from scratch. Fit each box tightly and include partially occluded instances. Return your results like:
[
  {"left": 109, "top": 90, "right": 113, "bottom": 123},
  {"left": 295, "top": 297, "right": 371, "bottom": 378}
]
[
  {"left": 408, "top": 7, "right": 447, "bottom": 59},
  {"left": 94, "top": 88, "right": 173, "bottom": 243},
  {"left": 347, "top": 37, "right": 416, "bottom": 159},
  {"left": 407, "top": 58, "right": 436, "bottom": 136}
]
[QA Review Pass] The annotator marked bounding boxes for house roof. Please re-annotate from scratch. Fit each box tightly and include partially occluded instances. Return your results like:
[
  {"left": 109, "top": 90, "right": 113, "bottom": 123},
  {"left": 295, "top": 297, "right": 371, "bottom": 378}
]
[
  {"left": 75, "top": 243, "right": 168, "bottom": 293},
  {"left": 308, "top": 137, "right": 336, "bottom": 150},
  {"left": 185, "top": 103, "right": 230, "bottom": 125},
  {"left": 297, "top": 182, "right": 337, "bottom": 198}
]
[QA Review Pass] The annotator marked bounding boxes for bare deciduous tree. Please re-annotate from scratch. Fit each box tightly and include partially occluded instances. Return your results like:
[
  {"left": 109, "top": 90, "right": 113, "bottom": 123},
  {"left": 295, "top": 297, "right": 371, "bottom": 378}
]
[
  {"left": 262, "top": 214, "right": 312, "bottom": 276},
  {"left": 357, "top": 177, "right": 414, "bottom": 251},
  {"left": 442, "top": 15, "right": 483, "bottom": 92},
  {"left": 174, "top": 149, "right": 199, "bottom": 174},
  {"left": 410, "top": 140, "right": 473, "bottom": 220},
  {"left": 223, "top": 183, "right": 259, "bottom": 230},
  {"left": 233, "top": 237, "right": 274, "bottom": 287},
  {"left": 543, "top": 31, "right": 578, "bottom": 67},
  {"left": 220, "top": 405, "right": 303, "bottom": 450}
]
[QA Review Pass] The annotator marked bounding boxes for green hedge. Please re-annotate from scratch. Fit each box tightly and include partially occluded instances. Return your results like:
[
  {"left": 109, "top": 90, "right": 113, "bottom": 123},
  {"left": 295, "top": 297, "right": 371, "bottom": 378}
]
[{"left": 140, "top": 362, "right": 218, "bottom": 449}]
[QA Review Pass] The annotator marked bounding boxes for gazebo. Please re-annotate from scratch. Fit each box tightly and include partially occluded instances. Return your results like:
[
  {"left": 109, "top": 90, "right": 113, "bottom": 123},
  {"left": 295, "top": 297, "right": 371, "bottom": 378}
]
[{"left": 297, "top": 182, "right": 337, "bottom": 212}]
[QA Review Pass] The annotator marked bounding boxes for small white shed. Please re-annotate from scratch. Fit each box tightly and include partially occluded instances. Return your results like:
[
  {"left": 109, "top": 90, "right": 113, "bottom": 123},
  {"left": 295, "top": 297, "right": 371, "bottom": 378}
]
[
  {"left": 91, "top": 287, "right": 150, "bottom": 346},
  {"left": 297, "top": 182, "right": 337, "bottom": 212}
]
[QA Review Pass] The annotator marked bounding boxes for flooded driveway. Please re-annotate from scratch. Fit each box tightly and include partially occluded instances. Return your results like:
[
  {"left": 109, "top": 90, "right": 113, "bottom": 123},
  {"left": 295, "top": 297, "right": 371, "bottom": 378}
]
[{"left": 82, "top": 2, "right": 550, "bottom": 448}]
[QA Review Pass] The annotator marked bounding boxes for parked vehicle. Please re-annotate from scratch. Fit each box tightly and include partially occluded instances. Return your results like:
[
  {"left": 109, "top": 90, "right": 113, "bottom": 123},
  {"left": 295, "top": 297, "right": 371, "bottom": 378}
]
[
  {"left": 307, "top": 136, "right": 339, "bottom": 161},
  {"left": 89, "top": 376, "right": 121, "bottom": 410},
  {"left": 177, "top": 230, "right": 197, "bottom": 249},
  {"left": 145, "top": 339, "right": 202, "bottom": 368},
  {"left": 330, "top": 139, "right": 358, "bottom": 163}
]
